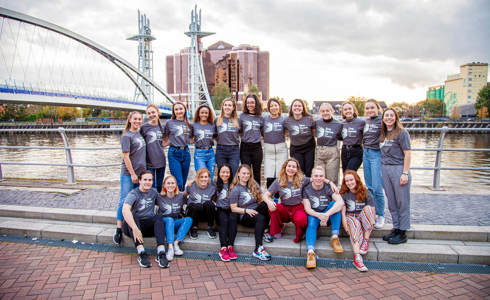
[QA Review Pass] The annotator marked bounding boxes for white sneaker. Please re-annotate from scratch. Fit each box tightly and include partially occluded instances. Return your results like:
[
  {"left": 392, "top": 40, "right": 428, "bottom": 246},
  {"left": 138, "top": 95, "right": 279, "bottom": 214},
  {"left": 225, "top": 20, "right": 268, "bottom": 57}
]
[
  {"left": 375, "top": 216, "right": 385, "bottom": 229},
  {"left": 174, "top": 241, "right": 184, "bottom": 256},
  {"left": 166, "top": 246, "right": 174, "bottom": 261}
]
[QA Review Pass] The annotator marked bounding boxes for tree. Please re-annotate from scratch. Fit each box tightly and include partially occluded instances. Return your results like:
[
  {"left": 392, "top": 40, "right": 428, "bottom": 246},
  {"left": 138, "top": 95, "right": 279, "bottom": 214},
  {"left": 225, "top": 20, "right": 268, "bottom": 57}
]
[
  {"left": 417, "top": 99, "right": 445, "bottom": 117},
  {"left": 269, "top": 96, "right": 289, "bottom": 113},
  {"left": 248, "top": 84, "right": 260, "bottom": 95},
  {"left": 475, "top": 85, "right": 490, "bottom": 119},
  {"left": 211, "top": 81, "right": 232, "bottom": 110},
  {"left": 347, "top": 96, "right": 366, "bottom": 116},
  {"left": 449, "top": 107, "right": 461, "bottom": 120}
]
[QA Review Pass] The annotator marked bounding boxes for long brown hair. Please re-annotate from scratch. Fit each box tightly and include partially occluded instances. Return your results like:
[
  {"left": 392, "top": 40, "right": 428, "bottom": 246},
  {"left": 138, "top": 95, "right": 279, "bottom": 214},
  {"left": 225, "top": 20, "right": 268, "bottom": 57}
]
[
  {"left": 341, "top": 101, "right": 358, "bottom": 119},
  {"left": 192, "top": 104, "right": 215, "bottom": 124},
  {"left": 217, "top": 97, "right": 238, "bottom": 127},
  {"left": 243, "top": 94, "right": 262, "bottom": 115},
  {"left": 381, "top": 107, "right": 405, "bottom": 142},
  {"left": 122, "top": 111, "right": 142, "bottom": 135},
  {"left": 171, "top": 102, "right": 191, "bottom": 128},
  {"left": 146, "top": 104, "right": 164, "bottom": 136},
  {"left": 230, "top": 164, "right": 262, "bottom": 203},
  {"left": 278, "top": 158, "right": 305, "bottom": 189},
  {"left": 288, "top": 99, "right": 311, "bottom": 117},
  {"left": 267, "top": 98, "right": 281, "bottom": 117},
  {"left": 340, "top": 170, "right": 367, "bottom": 202}
]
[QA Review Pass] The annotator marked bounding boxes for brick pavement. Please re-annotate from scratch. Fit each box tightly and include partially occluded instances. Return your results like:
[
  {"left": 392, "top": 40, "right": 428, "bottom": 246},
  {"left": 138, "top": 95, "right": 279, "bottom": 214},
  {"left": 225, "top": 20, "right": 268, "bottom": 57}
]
[{"left": 0, "top": 242, "right": 488, "bottom": 299}]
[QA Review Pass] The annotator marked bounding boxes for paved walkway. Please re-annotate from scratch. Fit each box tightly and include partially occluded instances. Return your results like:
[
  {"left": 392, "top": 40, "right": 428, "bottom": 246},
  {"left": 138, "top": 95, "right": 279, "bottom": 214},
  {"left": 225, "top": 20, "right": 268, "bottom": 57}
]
[
  {"left": 0, "top": 242, "right": 489, "bottom": 299},
  {"left": 0, "top": 180, "right": 489, "bottom": 226}
]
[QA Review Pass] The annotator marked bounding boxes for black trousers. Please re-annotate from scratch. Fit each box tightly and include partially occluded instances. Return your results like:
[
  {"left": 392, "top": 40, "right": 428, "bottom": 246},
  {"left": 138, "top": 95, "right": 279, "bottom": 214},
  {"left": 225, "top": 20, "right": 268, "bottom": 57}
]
[
  {"left": 240, "top": 142, "right": 263, "bottom": 186},
  {"left": 236, "top": 202, "right": 270, "bottom": 251},
  {"left": 187, "top": 201, "right": 216, "bottom": 227},
  {"left": 122, "top": 214, "right": 166, "bottom": 248},
  {"left": 216, "top": 207, "right": 238, "bottom": 247},
  {"left": 341, "top": 145, "right": 363, "bottom": 172},
  {"left": 290, "top": 140, "right": 316, "bottom": 177}
]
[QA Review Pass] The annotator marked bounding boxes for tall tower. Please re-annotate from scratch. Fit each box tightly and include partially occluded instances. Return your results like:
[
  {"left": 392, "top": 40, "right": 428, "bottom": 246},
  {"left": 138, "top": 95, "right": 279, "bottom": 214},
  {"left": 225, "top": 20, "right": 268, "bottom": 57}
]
[
  {"left": 128, "top": 10, "right": 155, "bottom": 104},
  {"left": 185, "top": 5, "right": 215, "bottom": 115}
]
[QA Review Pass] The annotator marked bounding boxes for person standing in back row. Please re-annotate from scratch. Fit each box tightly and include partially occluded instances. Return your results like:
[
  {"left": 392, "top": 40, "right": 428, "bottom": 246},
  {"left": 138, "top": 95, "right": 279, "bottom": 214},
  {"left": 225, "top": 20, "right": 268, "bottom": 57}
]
[
  {"left": 239, "top": 94, "right": 264, "bottom": 186},
  {"left": 191, "top": 105, "right": 217, "bottom": 178},
  {"left": 215, "top": 98, "right": 240, "bottom": 177},
  {"left": 341, "top": 101, "right": 365, "bottom": 172},
  {"left": 284, "top": 99, "right": 316, "bottom": 177}
]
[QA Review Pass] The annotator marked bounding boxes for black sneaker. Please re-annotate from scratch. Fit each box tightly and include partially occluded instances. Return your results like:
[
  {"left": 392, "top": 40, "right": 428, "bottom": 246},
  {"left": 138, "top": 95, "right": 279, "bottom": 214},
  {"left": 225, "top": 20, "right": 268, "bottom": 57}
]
[
  {"left": 137, "top": 251, "right": 151, "bottom": 268},
  {"left": 155, "top": 251, "right": 169, "bottom": 268},
  {"left": 207, "top": 226, "right": 217, "bottom": 239},
  {"left": 388, "top": 231, "right": 408, "bottom": 244},
  {"left": 383, "top": 229, "right": 398, "bottom": 242},
  {"left": 113, "top": 228, "right": 122, "bottom": 245},
  {"left": 190, "top": 228, "right": 198, "bottom": 239}
]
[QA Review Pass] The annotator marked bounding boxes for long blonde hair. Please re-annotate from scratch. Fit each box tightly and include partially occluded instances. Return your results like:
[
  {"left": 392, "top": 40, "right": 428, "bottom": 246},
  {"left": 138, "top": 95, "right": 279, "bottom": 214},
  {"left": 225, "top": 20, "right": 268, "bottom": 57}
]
[
  {"left": 161, "top": 175, "right": 180, "bottom": 196},
  {"left": 230, "top": 164, "right": 262, "bottom": 203},
  {"left": 217, "top": 97, "right": 238, "bottom": 127},
  {"left": 278, "top": 158, "right": 305, "bottom": 189},
  {"left": 122, "top": 111, "right": 142, "bottom": 135}
]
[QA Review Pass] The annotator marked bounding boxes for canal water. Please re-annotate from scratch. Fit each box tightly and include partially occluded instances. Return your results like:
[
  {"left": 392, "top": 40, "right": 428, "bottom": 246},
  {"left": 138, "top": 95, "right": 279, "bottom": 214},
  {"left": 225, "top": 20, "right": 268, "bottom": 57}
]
[{"left": 0, "top": 133, "right": 489, "bottom": 188}]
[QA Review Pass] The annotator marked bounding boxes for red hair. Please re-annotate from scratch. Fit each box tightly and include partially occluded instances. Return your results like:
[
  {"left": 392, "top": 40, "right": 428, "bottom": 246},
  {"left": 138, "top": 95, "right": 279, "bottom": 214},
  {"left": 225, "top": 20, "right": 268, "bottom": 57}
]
[{"left": 340, "top": 170, "right": 367, "bottom": 202}]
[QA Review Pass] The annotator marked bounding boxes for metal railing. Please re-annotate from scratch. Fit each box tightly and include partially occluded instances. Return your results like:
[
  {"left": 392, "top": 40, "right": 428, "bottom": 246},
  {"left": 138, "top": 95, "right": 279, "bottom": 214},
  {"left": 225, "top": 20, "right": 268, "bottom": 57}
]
[{"left": 0, "top": 126, "right": 489, "bottom": 189}]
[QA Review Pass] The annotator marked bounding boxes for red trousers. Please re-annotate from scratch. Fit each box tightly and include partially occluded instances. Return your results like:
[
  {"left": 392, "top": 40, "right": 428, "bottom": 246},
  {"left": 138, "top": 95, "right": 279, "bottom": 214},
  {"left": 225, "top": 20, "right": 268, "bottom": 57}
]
[{"left": 269, "top": 203, "right": 308, "bottom": 243}]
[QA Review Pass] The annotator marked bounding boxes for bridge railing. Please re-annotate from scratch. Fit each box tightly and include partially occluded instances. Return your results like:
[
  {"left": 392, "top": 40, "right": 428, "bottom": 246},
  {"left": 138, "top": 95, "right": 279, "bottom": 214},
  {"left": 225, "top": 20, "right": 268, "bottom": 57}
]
[{"left": 0, "top": 127, "right": 489, "bottom": 189}]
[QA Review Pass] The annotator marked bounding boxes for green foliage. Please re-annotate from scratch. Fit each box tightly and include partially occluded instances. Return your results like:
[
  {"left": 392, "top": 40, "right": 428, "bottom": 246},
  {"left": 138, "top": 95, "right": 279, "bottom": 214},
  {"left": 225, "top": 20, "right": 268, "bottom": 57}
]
[
  {"left": 211, "top": 81, "right": 232, "bottom": 110},
  {"left": 347, "top": 96, "right": 366, "bottom": 116},
  {"left": 248, "top": 84, "right": 261, "bottom": 95},
  {"left": 475, "top": 85, "right": 490, "bottom": 115},
  {"left": 417, "top": 99, "right": 445, "bottom": 117}
]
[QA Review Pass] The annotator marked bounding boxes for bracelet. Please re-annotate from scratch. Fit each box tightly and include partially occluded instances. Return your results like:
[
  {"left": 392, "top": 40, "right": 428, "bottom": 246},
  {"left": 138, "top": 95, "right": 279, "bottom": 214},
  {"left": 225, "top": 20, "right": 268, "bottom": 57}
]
[
  {"left": 244, "top": 208, "right": 247, "bottom": 214},
  {"left": 402, "top": 172, "right": 409, "bottom": 175}
]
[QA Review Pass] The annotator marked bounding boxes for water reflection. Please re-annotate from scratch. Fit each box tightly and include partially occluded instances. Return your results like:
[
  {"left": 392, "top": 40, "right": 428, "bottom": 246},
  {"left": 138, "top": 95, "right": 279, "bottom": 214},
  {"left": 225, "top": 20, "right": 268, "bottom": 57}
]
[{"left": 0, "top": 133, "right": 489, "bottom": 187}]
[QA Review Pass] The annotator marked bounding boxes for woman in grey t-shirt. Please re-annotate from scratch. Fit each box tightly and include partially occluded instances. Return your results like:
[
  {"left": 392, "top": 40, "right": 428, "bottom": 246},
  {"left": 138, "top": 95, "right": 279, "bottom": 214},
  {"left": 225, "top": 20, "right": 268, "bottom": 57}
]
[
  {"left": 114, "top": 111, "right": 146, "bottom": 245},
  {"left": 215, "top": 98, "right": 240, "bottom": 177},
  {"left": 191, "top": 105, "right": 217, "bottom": 178},
  {"left": 380, "top": 108, "right": 411, "bottom": 245},
  {"left": 341, "top": 101, "right": 365, "bottom": 172}
]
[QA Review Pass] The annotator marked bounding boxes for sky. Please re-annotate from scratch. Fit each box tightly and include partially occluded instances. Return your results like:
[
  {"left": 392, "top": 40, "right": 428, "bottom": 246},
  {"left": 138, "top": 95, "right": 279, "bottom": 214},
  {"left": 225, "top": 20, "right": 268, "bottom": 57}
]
[{"left": 1, "top": 0, "right": 489, "bottom": 105}]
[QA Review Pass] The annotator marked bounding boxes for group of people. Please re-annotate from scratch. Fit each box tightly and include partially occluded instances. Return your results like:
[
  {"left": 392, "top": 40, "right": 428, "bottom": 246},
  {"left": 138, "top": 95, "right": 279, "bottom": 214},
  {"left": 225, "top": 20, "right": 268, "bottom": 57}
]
[{"left": 113, "top": 95, "right": 411, "bottom": 272}]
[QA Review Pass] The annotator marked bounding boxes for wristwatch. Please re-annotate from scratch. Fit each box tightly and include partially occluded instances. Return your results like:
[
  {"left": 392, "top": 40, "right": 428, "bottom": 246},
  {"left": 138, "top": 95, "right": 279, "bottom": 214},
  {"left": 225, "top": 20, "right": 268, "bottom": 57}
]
[{"left": 402, "top": 172, "right": 409, "bottom": 175}]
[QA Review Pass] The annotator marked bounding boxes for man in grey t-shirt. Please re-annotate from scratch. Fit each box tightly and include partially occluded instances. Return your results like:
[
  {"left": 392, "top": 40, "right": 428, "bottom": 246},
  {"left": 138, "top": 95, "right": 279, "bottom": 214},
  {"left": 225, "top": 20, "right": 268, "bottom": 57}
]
[{"left": 122, "top": 171, "right": 168, "bottom": 269}]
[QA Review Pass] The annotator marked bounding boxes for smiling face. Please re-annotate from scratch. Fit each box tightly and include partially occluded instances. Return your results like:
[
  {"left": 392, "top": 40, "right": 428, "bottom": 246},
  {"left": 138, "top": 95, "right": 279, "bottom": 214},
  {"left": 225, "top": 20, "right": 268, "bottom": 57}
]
[
  {"left": 342, "top": 103, "right": 355, "bottom": 120},
  {"left": 292, "top": 100, "right": 304, "bottom": 116},
  {"left": 383, "top": 109, "right": 397, "bottom": 128},
  {"left": 197, "top": 172, "right": 209, "bottom": 188},
  {"left": 139, "top": 173, "right": 153, "bottom": 191},
  {"left": 269, "top": 101, "right": 280, "bottom": 117},
  {"left": 130, "top": 112, "right": 143, "bottom": 131},
  {"left": 285, "top": 160, "right": 299, "bottom": 177},
  {"left": 238, "top": 167, "right": 250, "bottom": 185},
  {"left": 146, "top": 106, "right": 159, "bottom": 122},
  {"left": 173, "top": 103, "right": 186, "bottom": 120},
  {"left": 163, "top": 177, "right": 177, "bottom": 194},
  {"left": 344, "top": 174, "right": 357, "bottom": 192},
  {"left": 222, "top": 100, "right": 234, "bottom": 116},
  {"left": 311, "top": 168, "right": 325, "bottom": 186},
  {"left": 219, "top": 166, "right": 231, "bottom": 183},
  {"left": 365, "top": 101, "right": 379, "bottom": 118},
  {"left": 319, "top": 103, "right": 334, "bottom": 120},
  {"left": 246, "top": 97, "right": 256, "bottom": 114},
  {"left": 199, "top": 106, "right": 210, "bottom": 123}
]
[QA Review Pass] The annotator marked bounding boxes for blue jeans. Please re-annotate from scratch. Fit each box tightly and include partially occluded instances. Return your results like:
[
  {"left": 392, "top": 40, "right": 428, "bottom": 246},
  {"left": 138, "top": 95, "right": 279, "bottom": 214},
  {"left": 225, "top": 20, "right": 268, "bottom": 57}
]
[
  {"left": 149, "top": 167, "right": 165, "bottom": 193},
  {"left": 168, "top": 146, "right": 191, "bottom": 191},
  {"left": 363, "top": 148, "right": 385, "bottom": 217},
  {"left": 215, "top": 144, "right": 240, "bottom": 177},
  {"left": 117, "top": 173, "right": 138, "bottom": 221},
  {"left": 163, "top": 216, "right": 193, "bottom": 244},
  {"left": 306, "top": 202, "right": 341, "bottom": 251},
  {"left": 194, "top": 148, "right": 216, "bottom": 177}
]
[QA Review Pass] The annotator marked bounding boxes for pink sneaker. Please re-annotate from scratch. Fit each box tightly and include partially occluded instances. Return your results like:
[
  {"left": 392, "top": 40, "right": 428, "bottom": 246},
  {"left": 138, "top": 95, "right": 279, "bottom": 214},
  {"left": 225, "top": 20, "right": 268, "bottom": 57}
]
[
  {"left": 227, "top": 246, "right": 237, "bottom": 260},
  {"left": 219, "top": 248, "right": 230, "bottom": 262},
  {"left": 360, "top": 238, "right": 369, "bottom": 255},
  {"left": 353, "top": 254, "right": 368, "bottom": 272}
]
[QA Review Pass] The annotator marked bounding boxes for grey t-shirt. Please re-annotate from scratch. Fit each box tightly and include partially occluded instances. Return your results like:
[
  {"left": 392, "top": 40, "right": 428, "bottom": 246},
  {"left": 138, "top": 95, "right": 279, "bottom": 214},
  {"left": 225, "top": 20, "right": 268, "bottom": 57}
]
[
  {"left": 315, "top": 118, "right": 343, "bottom": 146},
  {"left": 229, "top": 184, "right": 258, "bottom": 210},
  {"left": 140, "top": 122, "right": 165, "bottom": 169},
  {"left": 120, "top": 131, "right": 147, "bottom": 176},
  {"left": 363, "top": 115, "right": 382, "bottom": 150},
  {"left": 341, "top": 117, "right": 365, "bottom": 146},
  {"left": 215, "top": 183, "right": 230, "bottom": 209},
  {"left": 185, "top": 181, "right": 217, "bottom": 205},
  {"left": 268, "top": 177, "right": 309, "bottom": 206},
  {"left": 157, "top": 193, "right": 187, "bottom": 218},
  {"left": 216, "top": 117, "right": 240, "bottom": 146},
  {"left": 239, "top": 113, "right": 263, "bottom": 143},
  {"left": 164, "top": 119, "right": 191, "bottom": 147},
  {"left": 380, "top": 130, "right": 411, "bottom": 165},
  {"left": 302, "top": 182, "right": 334, "bottom": 212},
  {"left": 191, "top": 122, "right": 216, "bottom": 148},
  {"left": 342, "top": 190, "right": 374, "bottom": 214},
  {"left": 124, "top": 187, "right": 159, "bottom": 220},
  {"left": 284, "top": 116, "right": 316, "bottom": 146},
  {"left": 263, "top": 115, "right": 286, "bottom": 144}
]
